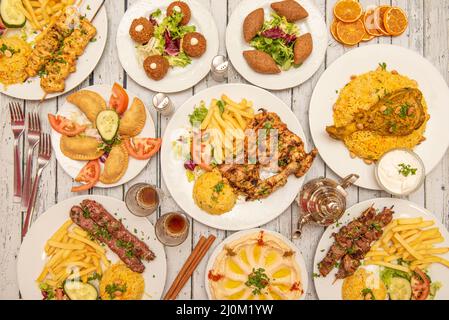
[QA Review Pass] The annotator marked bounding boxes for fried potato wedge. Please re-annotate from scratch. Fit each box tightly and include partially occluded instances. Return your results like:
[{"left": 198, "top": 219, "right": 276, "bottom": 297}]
[
  {"left": 60, "top": 135, "right": 104, "bottom": 160},
  {"left": 99, "top": 144, "right": 129, "bottom": 184},
  {"left": 67, "top": 90, "right": 107, "bottom": 124},
  {"left": 119, "top": 97, "right": 147, "bottom": 137}
]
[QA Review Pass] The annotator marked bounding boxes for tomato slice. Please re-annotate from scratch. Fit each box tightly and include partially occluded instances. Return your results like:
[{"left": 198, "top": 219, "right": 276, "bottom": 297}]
[
  {"left": 71, "top": 160, "right": 101, "bottom": 192},
  {"left": 411, "top": 268, "right": 431, "bottom": 300},
  {"left": 124, "top": 137, "right": 162, "bottom": 160},
  {"left": 48, "top": 114, "right": 86, "bottom": 136},
  {"left": 109, "top": 83, "right": 129, "bottom": 114}
]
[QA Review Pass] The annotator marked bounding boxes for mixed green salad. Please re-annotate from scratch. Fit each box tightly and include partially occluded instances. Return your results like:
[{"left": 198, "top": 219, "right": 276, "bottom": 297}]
[
  {"left": 250, "top": 13, "right": 301, "bottom": 71},
  {"left": 136, "top": 8, "right": 196, "bottom": 67}
]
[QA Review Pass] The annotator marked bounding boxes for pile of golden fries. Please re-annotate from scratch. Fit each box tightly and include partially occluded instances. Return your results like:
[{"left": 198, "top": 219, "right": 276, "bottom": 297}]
[
  {"left": 36, "top": 219, "right": 110, "bottom": 287},
  {"left": 19, "top": 0, "right": 77, "bottom": 30},
  {"left": 365, "top": 217, "right": 449, "bottom": 273},
  {"left": 198, "top": 94, "right": 254, "bottom": 163}
]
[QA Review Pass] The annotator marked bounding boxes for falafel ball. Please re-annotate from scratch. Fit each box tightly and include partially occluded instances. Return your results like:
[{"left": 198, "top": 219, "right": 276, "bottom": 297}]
[
  {"left": 182, "top": 32, "right": 207, "bottom": 57},
  {"left": 167, "top": 1, "right": 191, "bottom": 25},
  {"left": 129, "top": 17, "right": 154, "bottom": 44},
  {"left": 143, "top": 55, "right": 170, "bottom": 81}
]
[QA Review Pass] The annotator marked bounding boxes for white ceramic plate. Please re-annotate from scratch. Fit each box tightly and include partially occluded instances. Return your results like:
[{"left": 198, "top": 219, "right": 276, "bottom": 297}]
[
  {"left": 17, "top": 195, "right": 167, "bottom": 300},
  {"left": 52, "top": 84, "right": 156, "bottom": 188},
  {"left": 204, "top": 228, "right": 308, "bottom": 300},
  {"left": 309, "top": 44, "right": 449, "bottom": 190},
  {"left": 313, "top": 198, "right": 449, "bottom": 300},
  {"left": 0, "top": 0, "right": 107, "bottom": 100},
  {"left": 116, "top": 0, "right": 219, "bottom": 93},
  {"left": 161, "top": 83, "right": 312, "bottom": 230},
  {"left": 226, "top": 0, "right": 327, "bottom": 90}
]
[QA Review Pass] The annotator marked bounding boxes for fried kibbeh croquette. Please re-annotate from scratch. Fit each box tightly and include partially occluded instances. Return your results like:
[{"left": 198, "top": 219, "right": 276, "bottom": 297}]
[
  {"left": 129, "top": 17, "right": 154, "bottom": 44},
  {"left": 243, "top": 50, "right": 281, "bottom": 74},
  {"left": 182, "top": 32, "right": 207, "bottom": 57},
  {"left": 271, "top": 0, "right": 309, "bottom": 22},
  {"left": 243, "top": 8, "right": 265, "bottom": 43},
  {"left": 293, "top": 32, "right": 313, "bottom": 65},
  {"left": 167, "top": 1, "right": 191, "bottom": 25},
  {"left": 143, "top": 55, "right": 169, "bottom": 80}
]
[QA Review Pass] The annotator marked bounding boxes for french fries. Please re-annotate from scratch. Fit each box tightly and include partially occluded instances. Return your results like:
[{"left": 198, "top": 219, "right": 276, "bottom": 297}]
[
  {"left": 37, "top": 219, "right": 110, "bottom": 288},
  {"left": 366, "top": 217, "right": 449, "bottom": 272},
  {"left": 194, "top": 95, "right": 255, "bottom": 164},
  {"left": 21, "top": 0, "right": 77, "bottom": 31}
]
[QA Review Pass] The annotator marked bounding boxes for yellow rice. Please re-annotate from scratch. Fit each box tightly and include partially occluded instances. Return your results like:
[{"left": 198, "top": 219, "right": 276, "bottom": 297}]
[{"left": 99, "top": 263, "right": 145, "bottom": 300}]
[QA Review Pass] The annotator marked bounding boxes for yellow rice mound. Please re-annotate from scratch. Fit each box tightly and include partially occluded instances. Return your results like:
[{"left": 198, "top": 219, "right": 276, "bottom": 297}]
[
  {"left": 342, "top": 268, "right": 387, "bottom": 300},
  {"left": 0, "top": 36, "right": 31, "bottom": 85},
  {"left": 100, "top": 263, "right": 145, "bottom": 300},
  {"left": 193, "top": 170, "right": 236, "bottom": 215},
  {"left": 332, "top": 66, "right": 428, "bottom": 161}
]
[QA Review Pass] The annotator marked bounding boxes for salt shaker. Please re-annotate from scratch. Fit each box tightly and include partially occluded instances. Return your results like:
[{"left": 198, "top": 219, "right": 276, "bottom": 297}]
[
  {"left": 210, "top": 55, "right": 228, "bottom": 82},
  {"left": 152, "top": 92, "right": 174, "bottom": 116}
]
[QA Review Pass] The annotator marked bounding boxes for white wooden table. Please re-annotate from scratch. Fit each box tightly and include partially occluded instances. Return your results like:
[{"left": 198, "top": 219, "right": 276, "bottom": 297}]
[{"left": 0, "top": 0, "right": 448, "bottom": 300}]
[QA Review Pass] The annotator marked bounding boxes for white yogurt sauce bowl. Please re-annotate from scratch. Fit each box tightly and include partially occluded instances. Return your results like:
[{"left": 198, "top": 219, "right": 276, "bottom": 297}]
[{"left": 375, "top": 148, "right": 425, "bottom": 196}]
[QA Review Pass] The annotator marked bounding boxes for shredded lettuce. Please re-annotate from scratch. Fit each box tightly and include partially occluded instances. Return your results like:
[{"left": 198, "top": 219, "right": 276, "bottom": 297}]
[
  {"left": 189, "top": 102, "right": 208, "bottom": 125},
  {"left": 380, "top": 267, "right": 411, "bottom": 287},
  {"left": 166, "top": 51, "right": 191, "bottom": 67}
]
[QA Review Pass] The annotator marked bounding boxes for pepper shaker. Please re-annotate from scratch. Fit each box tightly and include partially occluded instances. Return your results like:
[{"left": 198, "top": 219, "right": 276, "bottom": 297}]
[
  {"left": 210, "top": 55, "right": 228, "bottom": 82},
  {"left": 152, "top": 93, "right": 174, "bottom": 116}
]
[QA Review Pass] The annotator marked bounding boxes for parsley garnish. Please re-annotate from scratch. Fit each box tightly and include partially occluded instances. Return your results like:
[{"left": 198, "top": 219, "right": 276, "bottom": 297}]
[
  {"left": 378, "top": 62, "right": 387, "bottom": 70},
  {"left": 398, "top": 163, "right": 418, "bottom": 177},
  {"left": 82, "top": 208, "right": 91, "bottom": 218},
  {"left": 87, "top": 272, "right": 102, "bottom": 282},
  {"left": 245, "top": 268, "right": 270, "bottom": 295},
  {"left": 383, "top": 106, "right": 393, "bottom": 115},
  {"left": 105, "top": 283, "right": 127, "bottom": 300},
  {"left": 361, "top": 288, "right": 376, "bottom": 300},
  {"left": 213, "top": 181, "right": 224, "bottom": 193},
  {"left": 399, "top": 103, "right": 410, "bottom": 119}
]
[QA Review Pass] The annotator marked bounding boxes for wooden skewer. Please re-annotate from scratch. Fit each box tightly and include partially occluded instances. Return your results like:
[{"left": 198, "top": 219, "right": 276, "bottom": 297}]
[{"left": 163, "top": 235, "right": 216, "bottom": 300}]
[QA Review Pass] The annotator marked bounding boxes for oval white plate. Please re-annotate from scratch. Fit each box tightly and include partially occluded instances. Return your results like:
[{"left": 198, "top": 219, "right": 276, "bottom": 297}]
[
  {"left": 18, "top": 195, "right": 167, "bottom": 300},
  {"left": 309, "top": 44, "right": 449, "bottom": 190},
  {"left": 161, "top": 83, "right": 312, "bottom": 230},
  {"left": 204, "top": 228, "right": 308, "bottom": 300},
  {"left": 226, "top": 0, "right": 327, "bottom": 90},
  {"left": 116, "top": 0, "right": 219, "bottom": 93},
  {"left": 0, "top": 0, "right": 107, "bottom": 100},
  {"left": 51, "top": 84, "right": 156, "bottom": 188},
  {"left": 313, "top": 198, "right": 449, "bottom": 300}
]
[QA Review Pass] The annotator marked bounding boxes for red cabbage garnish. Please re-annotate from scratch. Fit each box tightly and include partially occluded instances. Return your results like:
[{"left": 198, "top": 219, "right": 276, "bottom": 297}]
[
  {"left": 148, "top": 17, "right": 158, "bottom": 26},
  {"left": 0, "top": 20, "right": 6, "bottom": 36},
  {"left": 261, "top": 27, "right": 297, "bottom": 45},
  {"left": 184, "top": 160, "right": 196, "bottom": 171},
  {"left": 100, "top": 153, "right": 109, "bottom": 163},
  {"left": 164, "top": 30, "right": 180, "bottom": 56}
]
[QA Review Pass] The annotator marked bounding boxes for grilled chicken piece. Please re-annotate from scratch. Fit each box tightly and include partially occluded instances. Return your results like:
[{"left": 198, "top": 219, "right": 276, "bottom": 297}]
[
  {"left": 219, "top": 110, "right": 316, "bottom": 200},
  {"left": 326, "top": 88, "right": 427, "bottom": 140}
]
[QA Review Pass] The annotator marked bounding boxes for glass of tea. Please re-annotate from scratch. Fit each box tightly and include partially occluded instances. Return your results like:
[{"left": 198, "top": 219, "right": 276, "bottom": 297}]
[
  {"left": 125, "top": 183, "right": 162, "bottom": 217},
  {"left": 155, "top": 212, "right": 190, "bottom": 246}
]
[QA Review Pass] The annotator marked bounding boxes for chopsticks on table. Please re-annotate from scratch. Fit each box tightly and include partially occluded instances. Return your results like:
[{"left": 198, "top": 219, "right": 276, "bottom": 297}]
[{"left": 163, "top": 235, "right": 216, "bottom": 300}]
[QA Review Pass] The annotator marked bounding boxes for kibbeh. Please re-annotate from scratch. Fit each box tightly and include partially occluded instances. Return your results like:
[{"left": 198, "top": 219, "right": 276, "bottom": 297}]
[
  {"left": 293, "top": 33, "right": 313, "bottom": 65},
  {"left": 243, "top": 50, "right": 281, "bottom": 74},
  {"left": 129, "top": 17, "right": 154, "bottom": 44},
  {"left": 167, "top": 1, "right": 191, "bottom": 25},
  {"left": 271, "top": 0, "right": 309, "bottom": 22},
  {"left": 243, "top": 8, "right": 265, "bottom": 43},
  {"left": 143, "top": 55, "right": 170, "bottom": 80},
  {"left": 182, "top": 32, "right": 207, "bottom": 57}
]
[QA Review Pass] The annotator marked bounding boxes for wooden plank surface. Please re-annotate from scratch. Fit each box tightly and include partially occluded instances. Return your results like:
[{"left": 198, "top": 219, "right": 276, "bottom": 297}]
[{"left": 0, "top": 0, "right": 448, "bottom": 300}]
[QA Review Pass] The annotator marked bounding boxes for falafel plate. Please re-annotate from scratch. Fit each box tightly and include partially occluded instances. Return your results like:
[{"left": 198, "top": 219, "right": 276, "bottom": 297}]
[{"left": 116, "top": 0, "right": 218, "bottom": 93}]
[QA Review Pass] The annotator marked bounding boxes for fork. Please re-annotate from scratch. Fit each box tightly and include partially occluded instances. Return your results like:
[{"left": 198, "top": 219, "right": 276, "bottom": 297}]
[
  {"left": 8, "top": 102, "right": 25, "bottom": 203},
  {"left": 22, "top": 133, "right": 52, "bottom": 238},
  {"left": 22, "top": 110, "right": 41, "bottom": 208}
]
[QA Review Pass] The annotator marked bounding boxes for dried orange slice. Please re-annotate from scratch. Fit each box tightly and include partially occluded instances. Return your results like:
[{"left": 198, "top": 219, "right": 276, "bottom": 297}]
[
  {"left": 383, "top": 7, "right": 408, "bottom": 36},
  {"left": 330, "top": 19, "right": 341, "bottom": 43},
  {"left": 334, "top": 0, "right": 363, "bottom": 23},
  {"left": 364, "top": 9, "right": 382, "bottom": 36},
  {"left": 336, "top": 19, "right": 365, "bottom": 46},
  {"left": 362, "top": 31, "right": 375, "bottom": 41},
  {"left": 373, "top": 5, "right": 390, "bottom": 35}
]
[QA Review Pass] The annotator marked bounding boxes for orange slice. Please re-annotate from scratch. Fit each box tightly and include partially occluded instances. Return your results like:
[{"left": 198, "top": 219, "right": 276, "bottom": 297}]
[
  {"left": 334, "top": 0, "right": 363, "bottom": 23},
  {"left": 330, "top": 19, "right": 341, "bottom": 43},
  {"left": 364, "top": 9, "right": 382, "bottom": 36},
  {"left": 383, "top": 7, "right": 408, "bottom": 36},
  {"left": 336, "top": 19, "right": 365, "bottom": 46},
  {"left": 362, "top": 30, "right": 375, "bottom": 41},
  {"left": 373, "top": 5, "right": 390, "bottom": 35}
]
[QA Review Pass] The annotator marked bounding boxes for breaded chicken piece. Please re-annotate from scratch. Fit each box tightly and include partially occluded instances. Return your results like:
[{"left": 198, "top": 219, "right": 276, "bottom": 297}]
[
  {"left": 271, "top": 0, "right": 309, "bottom": 22},
  {"left": 243, "top": 50, "right": 281, "bottom": 74},
  {"left": 243, "top": 8, "right": 264, "bottom": 42},
  {"left": 293, "top": 33, "right": 313, "bottom": 65}
]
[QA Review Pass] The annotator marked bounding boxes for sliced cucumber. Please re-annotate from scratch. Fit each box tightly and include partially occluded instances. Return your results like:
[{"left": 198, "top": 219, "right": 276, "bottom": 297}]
[
  {"left": 96, "top": 110, "right": 120, "bottom": 143},
  {"left": 1, "top": 0, "right": 26, "bottom": 28},
  {"left": 63, "top": 280, "right": 98, "bottom": 300},
  {"left": 388, "top": 277, "right": 412, "bottom": 300}
]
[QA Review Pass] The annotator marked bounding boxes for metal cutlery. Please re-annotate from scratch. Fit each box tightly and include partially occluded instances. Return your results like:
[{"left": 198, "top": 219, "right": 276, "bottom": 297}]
[
  {"left": 22, "top": 133, "right": 52, "bottom": 238},
  {"left": 22, "top": 110, "right": 41, "bottom": 208},
  {"left": 8, "top": 102, "right": 25, "bottom": 203}
]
